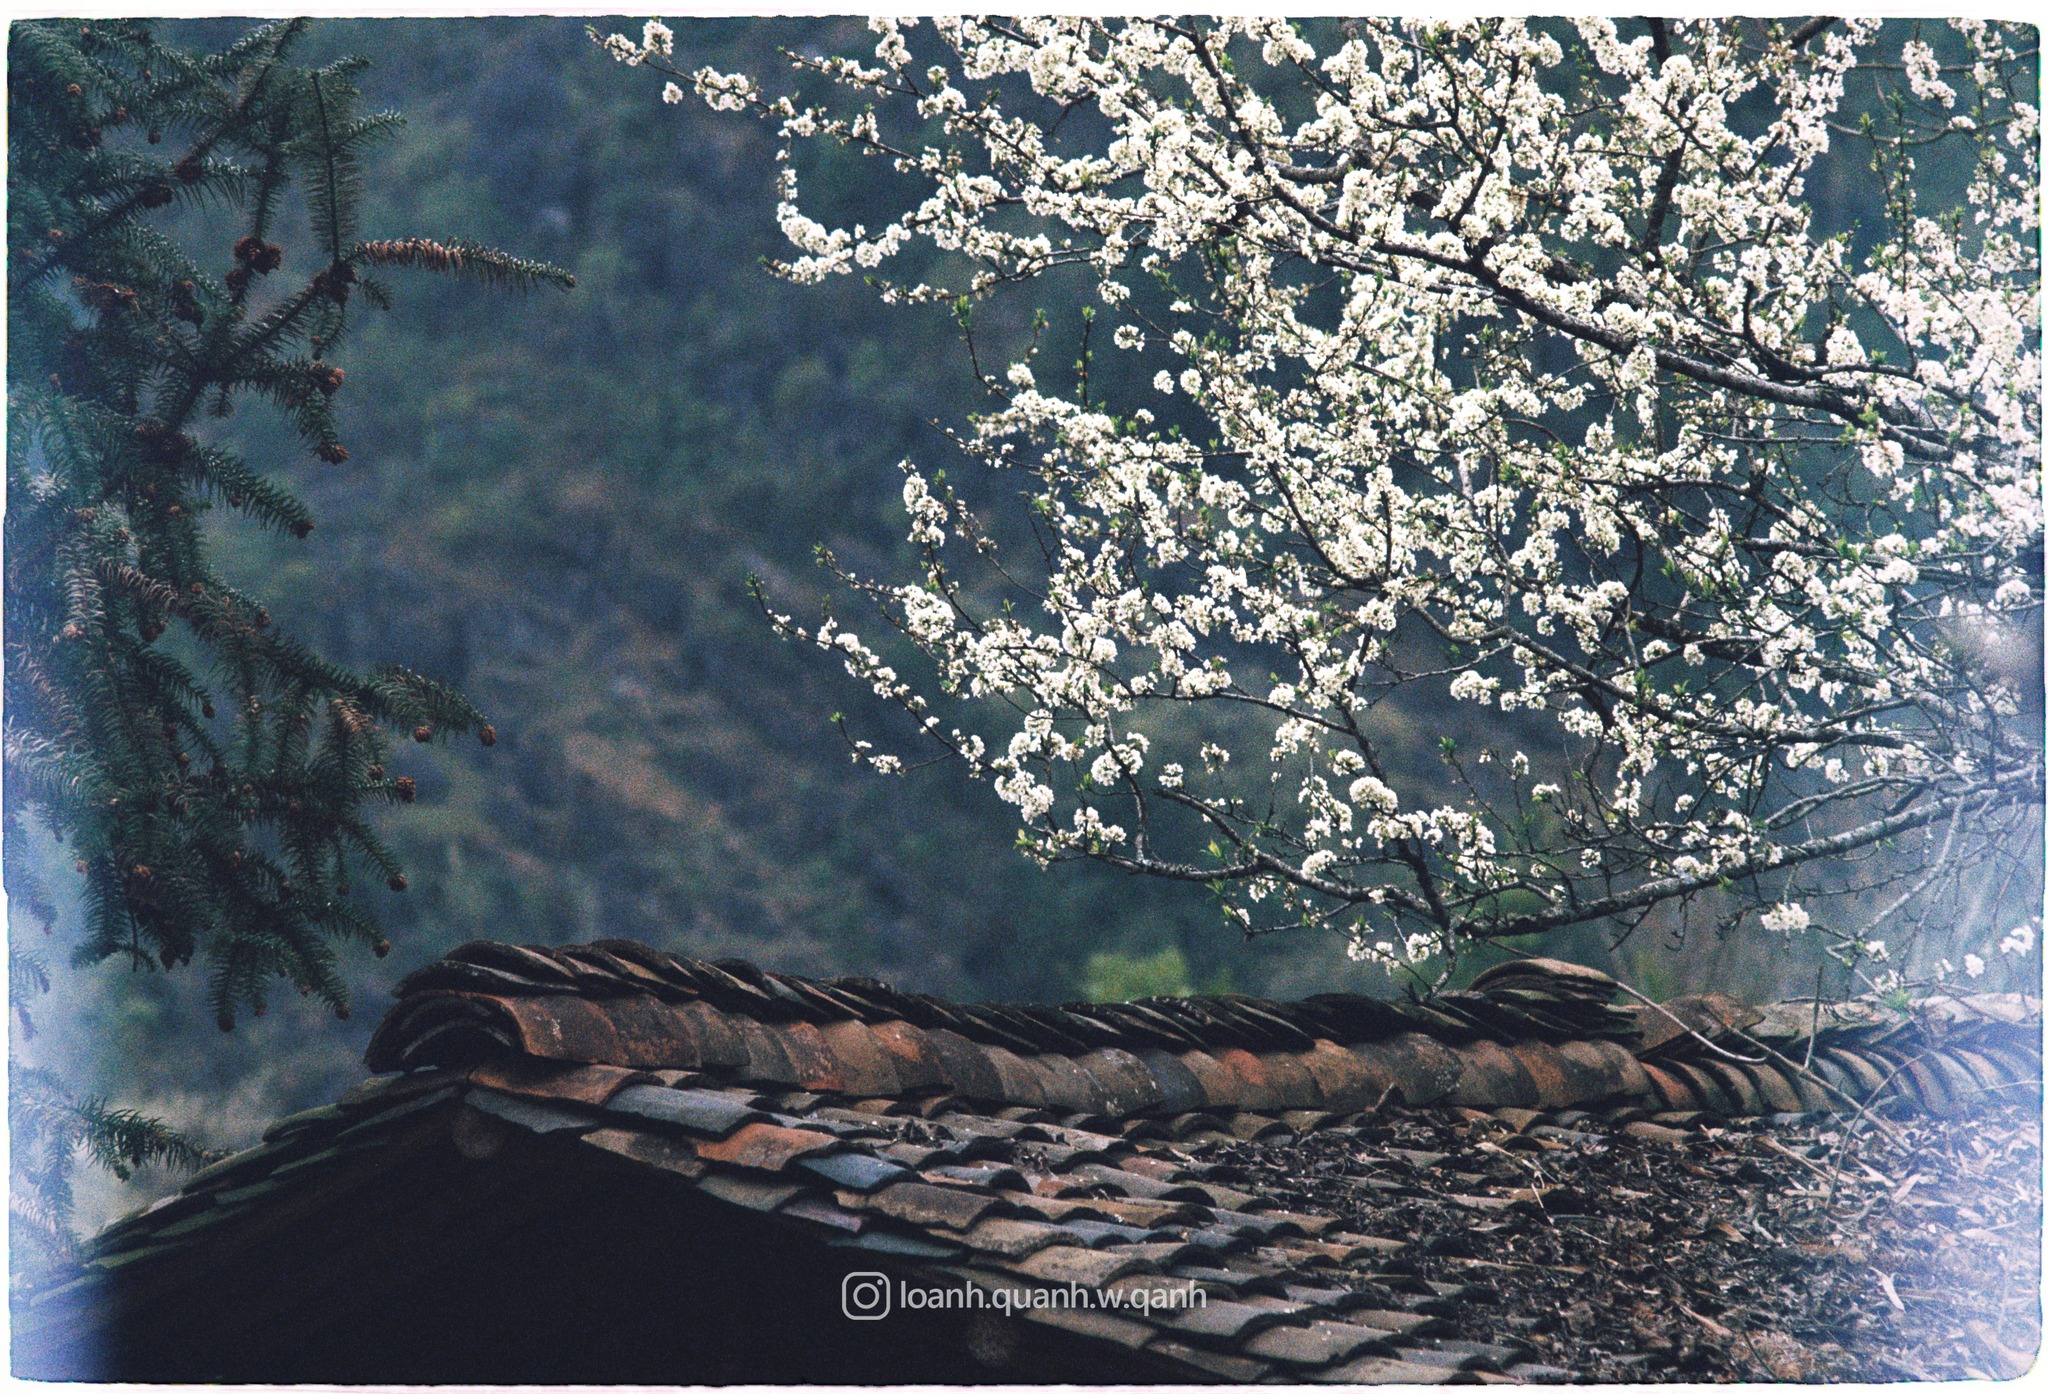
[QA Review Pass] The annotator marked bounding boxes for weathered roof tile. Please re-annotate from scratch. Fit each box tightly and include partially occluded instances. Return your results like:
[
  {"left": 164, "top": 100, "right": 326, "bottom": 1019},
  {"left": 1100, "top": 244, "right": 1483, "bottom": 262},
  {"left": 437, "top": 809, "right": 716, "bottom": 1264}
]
[
  {"left": 580, "top": 1125, "right": 707, "bottom": 1177},
  {"left": 1145, "top": 1338, "right": 1272, "bottom": 1382},
  {"left": 1017, "top": 1303, "right": 1158, "bottom": 1349},
  {"left": 693, "top": 1121, "right": 840, "bottom": 1172},
  {"left": 958, "top": 1216, "right": 1070, "bottom": 1259},
  {"left": 795, "top": 1151, "right": 914, "bottom": 1192},
  {"left": 861, "top": 1180, "right": 1004, "bottom": 1232},
  {"left": 815, "top": 1020, "right": 902, "bottom": 1096},
  {"left": 692, "top": 1173, "right": 803, "bottom": 1211},
  {"left": 468, "top": 1058, "right": 643, "bottom": 1106},
  {"left": 1243, "top": 1318, "right": 1394, "bottom": 1365},
  {"left": 1161, "top": 1298, "right": 1291, "bottom": 1342},
  {"left": 1310, "top": 1353, "right": 1461, "bottom": 1384},
  {"left": 604, "top": 1083, "right": 761, "bottom": 1136},
  {"left": 465, "top": 1089, "right": 594, "bottom": 1135},
  {"left": 827, "top": 1230, "right": 962, "bottom": 1260},
  {"left": 1011, "top": 1244, "right": 1156, "bottom": 1287},
  {"left": 1056, "top": 1219, "right": 1159, "bottom": 1248}
]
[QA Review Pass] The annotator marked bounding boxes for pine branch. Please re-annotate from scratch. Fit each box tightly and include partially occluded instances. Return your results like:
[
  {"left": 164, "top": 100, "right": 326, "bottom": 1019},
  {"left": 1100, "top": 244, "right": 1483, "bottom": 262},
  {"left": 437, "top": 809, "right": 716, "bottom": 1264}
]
[
  {"left": 7, "top": 17, "right": 567, "bottom": 1032},
  {"left": 351, "top": 237, "right": 575, "bottom": 292}
]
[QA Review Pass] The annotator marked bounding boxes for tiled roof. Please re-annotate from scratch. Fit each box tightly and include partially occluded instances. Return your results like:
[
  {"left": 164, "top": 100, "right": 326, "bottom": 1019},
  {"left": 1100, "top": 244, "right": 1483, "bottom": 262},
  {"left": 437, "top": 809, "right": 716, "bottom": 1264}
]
[
  {"left": 20, "top": 942, "right": 2040, "bottom": 1383},
  {"left": 364, "top": 942, "right": 2037, "bottom": 1121}
]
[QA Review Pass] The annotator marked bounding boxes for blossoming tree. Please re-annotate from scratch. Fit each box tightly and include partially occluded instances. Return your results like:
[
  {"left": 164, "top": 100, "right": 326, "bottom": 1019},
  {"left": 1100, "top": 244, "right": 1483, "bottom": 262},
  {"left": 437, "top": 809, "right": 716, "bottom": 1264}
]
[{"left": 607, "top": 18, "right": 2041, "bottom": 984}]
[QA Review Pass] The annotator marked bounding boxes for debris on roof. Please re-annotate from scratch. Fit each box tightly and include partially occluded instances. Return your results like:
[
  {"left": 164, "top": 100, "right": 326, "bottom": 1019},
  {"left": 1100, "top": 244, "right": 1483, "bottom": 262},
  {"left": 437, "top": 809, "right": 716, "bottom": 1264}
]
[{"left": 13, "top": 944, "right": 2041, "bottom": 1383}]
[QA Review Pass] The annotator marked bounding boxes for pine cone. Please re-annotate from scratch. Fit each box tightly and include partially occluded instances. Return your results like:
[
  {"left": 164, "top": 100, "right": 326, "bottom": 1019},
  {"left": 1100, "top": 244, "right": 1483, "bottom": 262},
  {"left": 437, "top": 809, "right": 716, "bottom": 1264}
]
[
  {"left": 232, "top": 235, "right": 282, "bottom": 273},
  {"left": 133, "top": 417, "right": 190, "bottom": 463},
  {"left": 170, "top": 278, "right": 202, "bottom": 324},
  {"left": 310, "top": 261, "right": 356, "bottom": 305}
]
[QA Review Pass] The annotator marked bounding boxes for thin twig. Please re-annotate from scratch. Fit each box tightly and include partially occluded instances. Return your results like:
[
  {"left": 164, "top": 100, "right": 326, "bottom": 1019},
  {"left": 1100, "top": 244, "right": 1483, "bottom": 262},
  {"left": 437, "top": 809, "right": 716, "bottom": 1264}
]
[
  {"left": 1735, "top": 1029, "right": 1908, "bottom": 1145},
  {"left": 1609, "top": 977, "right": 1769, "bottom": 1065}
]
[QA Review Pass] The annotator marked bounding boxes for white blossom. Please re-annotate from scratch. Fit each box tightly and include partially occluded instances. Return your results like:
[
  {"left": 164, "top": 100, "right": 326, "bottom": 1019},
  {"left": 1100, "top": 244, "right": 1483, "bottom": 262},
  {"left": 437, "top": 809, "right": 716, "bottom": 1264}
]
[
  {"left": 1760, "top": 903, "right": 1811, "bottom": 934},
  {"left": 626, "top": 17, "right": 2044, "bottom": 962}
]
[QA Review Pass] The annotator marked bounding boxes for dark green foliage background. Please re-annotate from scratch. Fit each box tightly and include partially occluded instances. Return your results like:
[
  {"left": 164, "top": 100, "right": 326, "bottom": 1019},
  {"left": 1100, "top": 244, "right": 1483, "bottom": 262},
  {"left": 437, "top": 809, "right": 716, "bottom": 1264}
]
[
  {"left": 10, "top": 18, "right": 1348, "bottom": 1225},
  {"left": 14, "top": 17, "right": 1989, "bottom": 1228}
]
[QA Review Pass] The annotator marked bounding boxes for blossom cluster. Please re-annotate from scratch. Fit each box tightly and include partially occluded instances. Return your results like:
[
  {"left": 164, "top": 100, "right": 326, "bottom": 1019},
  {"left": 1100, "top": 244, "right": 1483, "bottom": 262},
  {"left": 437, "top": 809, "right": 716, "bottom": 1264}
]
[{"left": 612, "top": 19, "right": 2042, "bottom": 975}]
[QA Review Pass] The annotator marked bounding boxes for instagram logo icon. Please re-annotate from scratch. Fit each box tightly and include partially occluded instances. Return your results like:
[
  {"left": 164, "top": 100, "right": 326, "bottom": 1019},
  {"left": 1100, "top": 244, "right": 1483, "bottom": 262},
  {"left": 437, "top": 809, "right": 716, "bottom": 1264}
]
[{"left": 841, "top": 1272, "right": 891, "bottom": 1321}]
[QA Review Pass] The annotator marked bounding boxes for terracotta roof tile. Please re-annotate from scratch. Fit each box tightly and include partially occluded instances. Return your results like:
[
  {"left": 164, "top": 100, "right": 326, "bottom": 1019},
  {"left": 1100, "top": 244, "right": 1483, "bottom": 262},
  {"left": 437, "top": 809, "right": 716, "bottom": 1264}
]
[
  {"left": 793, "top": 1150, "right": 912, "bottom": 1192},
  {"left": 467, "top": 1058, "right": 644, "bottom": 1106},
  {"left": 1310, "top": 1352, "right": 1462, "bottom": 1383},
  {"left": 1896, "top": 1053, "right": 1954, "bottom": 1114},
  {"left": 579, "top": 1125, "right": 707, "bottom": 1177},
  {"left": 815, "top": 1020, "right": 901, "bottom": 1096},
  {"left": 1243, "top": 1317, "right": 1396, "bottom": 1365},
  {"left": 729, "top": 1013, "right": 800, "bottom": 1086},
  {"left": 1010, "top": 1244, "right": 1156, "bottom": 1287},
  {"left": 692, "top": 1173, "right": 803, "bottom": 1211},
  {"left": 1057, "top": 1218, "right": 1158, "bottom": 1248},
  {"left": 1366, "top": 1032, "right": 1466, "bottom": 1106},
  {"left": 1742, "top": 1061, "right": 1807, "bottom": 1114},
  {"left": 465, "top": 1089, "right": 594, "bottom": 1135},
  {"left": 1637, "top": 1059, "right": 1697, "bottom": 1111},
  {"left": 1162, "top": 1297, "right": 1291, "bottom": 1341},
  {"left": 1145, "top": 1337, "right": 1272, "bottom": 1381},
  {"left": 1017, "top": 1303, "right": 1157, "bottom": 1349},
  {"left": 958, "top": 1216, "right": 1071, "bottom": 1258},
  {"left": 1666, "top": 1059, "right": 1736, "bottom": 1113},
  {"left": 603, "top": 1083, "right": 761, "bottom": 1136},
  {"left": 1225, "top": 1111, "right": 1290, "bottom": 1141},
  {"left": 1074, "top": 1047, "right": 1168, "bottom": 1115},
  {"left": 925, "top": 1162, "right": 1029, "bottom": 1190},
  {"left": 692, "top": 1121, "right": 840, "bottom": 1172},
  {"left": 861, "top": 1180, "right": 1006, "bottom": 1232},
  {"left": 1555, "top": 1037, "right": 1653, "bottom": 1099},
  {"left": 1701, "top": 1058, "right": 1768, "bottom": 1113},
  {"left": 1162, "top": 1048, "right": 1230, "bottom": 1110},
  {"left": 1448, "top": 1037, "right": 1541, "bottom": 1108},
  {"left": 762, "top": 1019, "right": 840, "bottom": 1092},
  {"left": 830, "top": 1229, "right": 962, "bottom": 1260}
]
